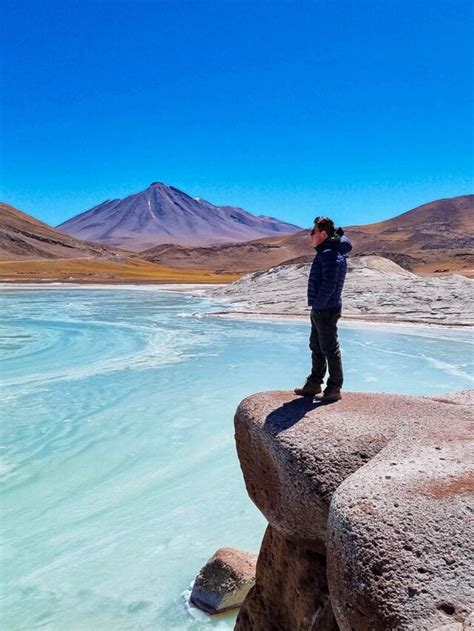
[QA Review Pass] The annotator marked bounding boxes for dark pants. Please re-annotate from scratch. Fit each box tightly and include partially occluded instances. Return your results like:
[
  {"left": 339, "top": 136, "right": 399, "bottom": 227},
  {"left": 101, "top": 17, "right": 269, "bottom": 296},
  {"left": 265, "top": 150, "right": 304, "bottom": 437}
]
[{"left": 308, "top": 308, "right": 343, "bottom": 388}]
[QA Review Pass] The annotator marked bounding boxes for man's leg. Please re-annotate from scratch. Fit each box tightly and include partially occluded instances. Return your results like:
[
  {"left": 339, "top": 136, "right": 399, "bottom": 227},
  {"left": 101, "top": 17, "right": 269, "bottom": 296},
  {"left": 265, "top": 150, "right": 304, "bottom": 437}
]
[
  {"left": 315, "top": 309, "right": 343, "bottom": 390},
  {"left": 309, "top": 308, "right": 327, "bottom": 384},
  {"left": 294, "top": 309, "right": 325, "bottom": 395}
]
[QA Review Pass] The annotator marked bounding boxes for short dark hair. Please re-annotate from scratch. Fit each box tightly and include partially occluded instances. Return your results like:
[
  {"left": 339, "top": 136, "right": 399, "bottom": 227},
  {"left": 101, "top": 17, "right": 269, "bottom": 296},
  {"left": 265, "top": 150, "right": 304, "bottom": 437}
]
[{"left": 313, "top": 216, "right": 335, "bottom": 237}]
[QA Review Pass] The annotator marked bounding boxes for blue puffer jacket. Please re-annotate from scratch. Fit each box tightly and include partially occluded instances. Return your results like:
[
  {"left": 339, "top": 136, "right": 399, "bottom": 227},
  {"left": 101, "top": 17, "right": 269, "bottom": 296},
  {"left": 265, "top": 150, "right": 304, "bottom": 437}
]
[{"left": 307, "top": 236, "right": 353, "bottom": 311}]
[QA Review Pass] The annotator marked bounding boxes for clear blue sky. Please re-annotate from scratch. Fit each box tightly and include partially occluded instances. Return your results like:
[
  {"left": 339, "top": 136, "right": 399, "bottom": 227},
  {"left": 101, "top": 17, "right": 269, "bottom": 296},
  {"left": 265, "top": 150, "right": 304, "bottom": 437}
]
[{"left": 1, "top": 0, "right": 472, "bottom": 228}]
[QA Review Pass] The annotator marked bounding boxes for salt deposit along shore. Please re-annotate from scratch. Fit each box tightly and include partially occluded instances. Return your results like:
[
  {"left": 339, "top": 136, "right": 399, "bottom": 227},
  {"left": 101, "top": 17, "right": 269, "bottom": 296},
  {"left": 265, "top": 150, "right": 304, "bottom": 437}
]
[
  {"left": 0, "top": 282, "right": 222, "bottom": 293},
  {"left": 211, "top": 256, "right": 474, "bottom": 327}
]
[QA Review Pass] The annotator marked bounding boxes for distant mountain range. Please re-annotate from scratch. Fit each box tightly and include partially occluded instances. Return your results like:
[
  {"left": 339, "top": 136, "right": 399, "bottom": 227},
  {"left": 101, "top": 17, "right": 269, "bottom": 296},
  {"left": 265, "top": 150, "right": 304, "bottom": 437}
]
[
  {"left": 140, "top": 195, "right": 474, "bottom": 276},
  {"left": 1, "top": 193, "right": 472, "bottom": 279},
  {"left": 57, "top": 182, "right": 301, "bottom": 250}
]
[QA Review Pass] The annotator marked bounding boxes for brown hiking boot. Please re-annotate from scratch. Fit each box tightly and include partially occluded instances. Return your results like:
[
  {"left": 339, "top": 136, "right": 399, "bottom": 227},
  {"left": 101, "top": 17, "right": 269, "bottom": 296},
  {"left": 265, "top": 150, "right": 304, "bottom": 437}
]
[
  {"left": 321, "top": 385, "right": 342, "bottom": 402},
  {"left": 294, "top": 382, "right": 322, "bottom": 397}
]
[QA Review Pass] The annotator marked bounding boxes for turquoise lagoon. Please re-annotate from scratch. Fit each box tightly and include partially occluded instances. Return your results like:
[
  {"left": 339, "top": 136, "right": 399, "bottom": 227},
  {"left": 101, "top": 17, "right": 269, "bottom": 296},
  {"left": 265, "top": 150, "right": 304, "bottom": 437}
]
[{"left": 1, "top": 287, "right": 473, "bottom": 630}]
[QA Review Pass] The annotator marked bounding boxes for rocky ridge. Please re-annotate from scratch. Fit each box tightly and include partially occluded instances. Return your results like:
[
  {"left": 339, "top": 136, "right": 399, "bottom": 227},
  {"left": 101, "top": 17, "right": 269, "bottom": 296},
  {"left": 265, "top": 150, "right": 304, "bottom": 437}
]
[
  {"left": 234, "top": 389, "right": 473, "bottom": 630},
  {"left": 212, "top": 256, "right": 474, "bottom": 326}
]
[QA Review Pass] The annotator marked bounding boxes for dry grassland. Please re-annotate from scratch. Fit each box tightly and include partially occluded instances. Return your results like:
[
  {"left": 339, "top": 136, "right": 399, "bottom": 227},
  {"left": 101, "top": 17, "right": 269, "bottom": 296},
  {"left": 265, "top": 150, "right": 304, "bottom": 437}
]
[{"left": 0, "top": 258, "right": 241, "bottom": 284}]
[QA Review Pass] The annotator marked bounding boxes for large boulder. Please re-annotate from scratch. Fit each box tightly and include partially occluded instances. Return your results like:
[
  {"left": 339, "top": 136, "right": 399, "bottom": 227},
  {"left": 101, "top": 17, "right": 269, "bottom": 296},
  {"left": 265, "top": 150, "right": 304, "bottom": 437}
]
[
  {"left": 190, "top": 547, "right": 257, "bottom": 614},
  {"left": 234, "top": 389, "right": 473, "bottom": 630}
]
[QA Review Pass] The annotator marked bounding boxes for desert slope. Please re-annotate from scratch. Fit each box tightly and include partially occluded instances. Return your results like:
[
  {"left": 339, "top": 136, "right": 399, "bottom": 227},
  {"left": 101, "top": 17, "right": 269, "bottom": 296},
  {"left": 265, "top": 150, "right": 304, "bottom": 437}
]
[
  {"left": 347, "top": 194, "right": 474, "bottom": 275},
  {"left": 0, "top": 202, "right": 119, "bottom": 261},
  {"left": 138, "top": 239, "right": 300, "bottom": 273}
]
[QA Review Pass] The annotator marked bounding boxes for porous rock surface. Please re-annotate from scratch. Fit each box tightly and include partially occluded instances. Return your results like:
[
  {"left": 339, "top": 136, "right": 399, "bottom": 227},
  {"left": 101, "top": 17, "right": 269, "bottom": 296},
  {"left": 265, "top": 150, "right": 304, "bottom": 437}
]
[
  {"left": 235, "top": 524, "right": 339, "bottom": 631},
  {"left": 190, "top": 547, "right": 257, "bottom": 614},
  {"left": 234, "top": 390, "right": 473, "bottom": 630}
]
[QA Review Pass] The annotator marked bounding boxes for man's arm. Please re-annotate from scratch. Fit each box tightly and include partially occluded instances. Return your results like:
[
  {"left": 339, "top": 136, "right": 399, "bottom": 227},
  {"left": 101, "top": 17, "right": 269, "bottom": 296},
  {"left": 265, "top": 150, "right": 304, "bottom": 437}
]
[
  {"left": 313, "top": 250, "right": 339, "bottom": 310},
  {"left": 307, "top": 258, "right": 318, "bottom": 306}
]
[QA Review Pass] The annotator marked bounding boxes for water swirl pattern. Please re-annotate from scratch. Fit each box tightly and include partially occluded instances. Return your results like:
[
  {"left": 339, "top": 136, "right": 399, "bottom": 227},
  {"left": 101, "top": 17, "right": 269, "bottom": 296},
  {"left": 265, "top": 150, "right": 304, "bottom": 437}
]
[{"left": 1, "top": 287, "right": 472, "bottom": 630}]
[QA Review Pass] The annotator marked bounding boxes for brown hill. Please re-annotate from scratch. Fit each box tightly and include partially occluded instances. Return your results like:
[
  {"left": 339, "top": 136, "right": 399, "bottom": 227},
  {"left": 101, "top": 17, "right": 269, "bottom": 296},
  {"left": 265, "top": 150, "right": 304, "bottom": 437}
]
[
  {"left": 0, "top": 202, "right": 120, "bottom": 261},
  {"left": 138, "top": 238, "right": 305, "bottom": 274},
  {"left": 139, "top": 195, "right": 474, "bottom": 277},
  {"left": 0, "top": 203, "right": 238, "bottom": 283},
  {"left": 347, "top": 194, "right": 474, "bottom": 275}
]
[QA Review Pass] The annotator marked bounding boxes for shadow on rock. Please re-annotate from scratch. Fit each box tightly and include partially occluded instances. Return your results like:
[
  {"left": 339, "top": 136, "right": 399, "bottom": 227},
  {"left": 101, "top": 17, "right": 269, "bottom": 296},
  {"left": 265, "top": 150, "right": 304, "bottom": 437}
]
[{"left": 263, "top": 396, "right": 338, "bottom": 435}]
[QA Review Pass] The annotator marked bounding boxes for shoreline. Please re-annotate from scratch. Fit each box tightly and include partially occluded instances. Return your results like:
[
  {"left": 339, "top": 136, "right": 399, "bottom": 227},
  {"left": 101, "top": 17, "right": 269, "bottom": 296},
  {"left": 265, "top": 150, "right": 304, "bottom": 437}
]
[
  {"left": 2, "top": 281, "right": 472, "bottom": 331},
  {"left": 0, "top": 281, "right": 221, "bottom": 292},
  {"left": 209, "top": 310, "right": 473, "bottom": 332}
]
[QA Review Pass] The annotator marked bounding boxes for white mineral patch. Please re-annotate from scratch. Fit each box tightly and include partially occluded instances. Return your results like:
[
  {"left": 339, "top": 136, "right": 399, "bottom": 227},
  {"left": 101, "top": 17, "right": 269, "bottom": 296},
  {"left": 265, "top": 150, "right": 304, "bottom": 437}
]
[{"left": 211, "top": 256, "right": 474, "bottom": 327}]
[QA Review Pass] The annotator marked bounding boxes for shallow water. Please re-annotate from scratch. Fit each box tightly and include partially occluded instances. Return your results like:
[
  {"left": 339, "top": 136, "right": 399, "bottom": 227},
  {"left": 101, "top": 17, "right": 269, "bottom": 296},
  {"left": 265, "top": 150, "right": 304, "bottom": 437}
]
[{"left": 1, "top": 288, "right": 472, "bottom": 630}]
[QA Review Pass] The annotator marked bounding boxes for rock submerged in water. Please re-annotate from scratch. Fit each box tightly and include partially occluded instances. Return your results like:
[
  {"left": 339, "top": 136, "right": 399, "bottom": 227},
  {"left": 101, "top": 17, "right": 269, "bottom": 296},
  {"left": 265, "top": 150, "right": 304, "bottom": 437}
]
[{"left": 190, "top": 547, "right": 258, "bottom": 615}]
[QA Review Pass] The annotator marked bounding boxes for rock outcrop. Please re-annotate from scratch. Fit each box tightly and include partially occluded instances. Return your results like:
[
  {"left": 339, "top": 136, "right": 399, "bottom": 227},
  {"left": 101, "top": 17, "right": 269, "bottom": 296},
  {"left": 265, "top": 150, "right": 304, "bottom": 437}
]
[
  {"left": 234, "top": 390, "right": 473, "bottom": 630},
  {"left": 190, "top": 547, "right": 257, "bottom": 614},
  {"left": 212, "top": 256, "right": 474, "bottom": 326}
]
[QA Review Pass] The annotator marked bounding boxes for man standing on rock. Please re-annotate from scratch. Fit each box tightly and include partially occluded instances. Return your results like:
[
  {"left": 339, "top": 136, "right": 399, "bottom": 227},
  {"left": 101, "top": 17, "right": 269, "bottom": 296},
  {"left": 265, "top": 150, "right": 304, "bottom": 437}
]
[{"left": 294, "top": 217, "right": 352, "bottom": 402}]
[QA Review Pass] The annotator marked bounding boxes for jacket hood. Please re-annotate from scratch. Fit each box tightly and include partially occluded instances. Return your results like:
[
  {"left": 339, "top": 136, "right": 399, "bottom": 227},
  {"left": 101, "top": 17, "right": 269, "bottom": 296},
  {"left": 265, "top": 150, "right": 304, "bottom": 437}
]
[{"left": 315, "top": 235, "right": 352, "bottom": 255}]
